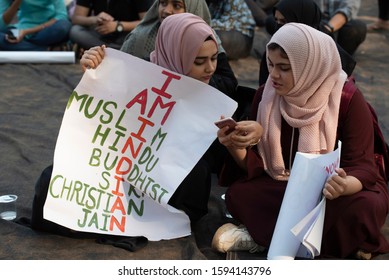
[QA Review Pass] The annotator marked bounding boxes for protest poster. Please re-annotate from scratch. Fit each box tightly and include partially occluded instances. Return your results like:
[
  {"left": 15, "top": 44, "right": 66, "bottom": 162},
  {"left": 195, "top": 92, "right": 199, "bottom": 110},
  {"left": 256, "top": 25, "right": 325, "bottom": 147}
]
[
  {"left": 267, "top": 141, "right": 341, "bottom": 259},
  {"left": 43, "top": 48, "right": 238, "bottom": 241}
]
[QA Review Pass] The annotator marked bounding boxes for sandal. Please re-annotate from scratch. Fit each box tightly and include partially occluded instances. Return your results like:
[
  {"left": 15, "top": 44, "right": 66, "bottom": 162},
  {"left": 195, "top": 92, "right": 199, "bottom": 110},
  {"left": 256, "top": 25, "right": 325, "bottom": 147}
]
[
  {"left": 367, "top": 20, "right": 389, "bottom": 32},
  {"left": 355, "top": 249, "right": 372, "bottom": 260}
]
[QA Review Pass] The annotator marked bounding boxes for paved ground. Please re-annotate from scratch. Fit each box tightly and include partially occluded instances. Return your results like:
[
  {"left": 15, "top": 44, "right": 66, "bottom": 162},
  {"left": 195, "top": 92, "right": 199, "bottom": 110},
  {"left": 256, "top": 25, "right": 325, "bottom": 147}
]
[{"left": 0, "top": 0, "right": 387, "bottom": 261}]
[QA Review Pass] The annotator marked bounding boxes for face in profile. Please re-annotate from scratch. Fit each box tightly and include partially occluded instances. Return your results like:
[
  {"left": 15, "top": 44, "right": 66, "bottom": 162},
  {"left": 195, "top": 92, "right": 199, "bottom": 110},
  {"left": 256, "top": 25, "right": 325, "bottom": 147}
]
[
  {"left": 274, "top": 10, "right": 287, "bottom": 31},
  {"left": 267, "top": 48, "right": 294, "bottom": 95},
  {"left": 188, "top": 39, "right": 218, "bottom": 84},
  {"left": 158, "top": 0, "right": 186, "bottom": 22}
]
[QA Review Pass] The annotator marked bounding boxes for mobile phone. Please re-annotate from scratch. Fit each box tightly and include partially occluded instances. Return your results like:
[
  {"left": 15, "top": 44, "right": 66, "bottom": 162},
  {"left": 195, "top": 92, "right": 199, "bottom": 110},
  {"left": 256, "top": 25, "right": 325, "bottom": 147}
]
[
  {"left": 6, "top": 29, "right": 19, "bottom": 40},
  {"left": 214, "top": 117, "right": 237, "bottom": 134}
]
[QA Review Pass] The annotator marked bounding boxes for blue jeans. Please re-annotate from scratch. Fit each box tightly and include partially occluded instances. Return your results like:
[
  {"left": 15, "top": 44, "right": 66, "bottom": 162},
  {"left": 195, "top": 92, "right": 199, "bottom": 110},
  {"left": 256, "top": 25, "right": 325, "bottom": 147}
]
[{"left": 0, "top": 19, "right": 72, "bottom": 51}]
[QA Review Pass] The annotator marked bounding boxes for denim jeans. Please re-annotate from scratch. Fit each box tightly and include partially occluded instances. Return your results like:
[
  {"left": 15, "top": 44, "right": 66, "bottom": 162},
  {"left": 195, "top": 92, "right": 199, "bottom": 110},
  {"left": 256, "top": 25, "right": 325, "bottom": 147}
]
[{"left": 0, "top": 19, "right": 72, "bottom": 51}]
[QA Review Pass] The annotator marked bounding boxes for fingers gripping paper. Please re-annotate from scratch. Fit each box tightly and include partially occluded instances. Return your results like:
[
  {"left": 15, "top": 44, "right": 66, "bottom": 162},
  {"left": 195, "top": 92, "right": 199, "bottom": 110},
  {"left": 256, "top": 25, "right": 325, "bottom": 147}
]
[{"left": 43, "top": 48, "right": 237, "bottom": 241}]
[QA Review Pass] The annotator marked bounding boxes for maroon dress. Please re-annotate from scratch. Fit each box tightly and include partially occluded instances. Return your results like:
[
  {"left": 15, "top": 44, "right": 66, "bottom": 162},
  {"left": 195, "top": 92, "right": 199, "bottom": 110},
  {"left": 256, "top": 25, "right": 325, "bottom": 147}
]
[{"left": 219, "top": 85, "right": 389, "bottom": 258}]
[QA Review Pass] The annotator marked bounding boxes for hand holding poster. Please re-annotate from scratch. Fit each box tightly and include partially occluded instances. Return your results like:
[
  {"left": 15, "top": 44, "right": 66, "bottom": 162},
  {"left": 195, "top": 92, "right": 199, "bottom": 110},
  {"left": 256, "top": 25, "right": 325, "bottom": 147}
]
[
  {"left": 267, "top": 141, "right": 341, "bottom": 259},
  {"left": 43, "top": 48, "right": 238, "bottom": 241}
]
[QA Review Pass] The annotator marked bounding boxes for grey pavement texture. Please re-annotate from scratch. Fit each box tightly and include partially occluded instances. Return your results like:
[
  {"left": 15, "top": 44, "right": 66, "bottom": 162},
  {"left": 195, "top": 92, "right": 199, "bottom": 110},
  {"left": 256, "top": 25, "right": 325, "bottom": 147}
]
[{"left": 0, "top": 0, "right": 388, "bottom": 261}]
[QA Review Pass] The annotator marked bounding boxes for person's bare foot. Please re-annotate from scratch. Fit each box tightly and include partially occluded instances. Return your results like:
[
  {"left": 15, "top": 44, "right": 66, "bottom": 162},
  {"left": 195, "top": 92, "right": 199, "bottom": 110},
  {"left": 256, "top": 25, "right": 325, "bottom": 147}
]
[{"left": 367, "top": 19, "right": 389, "bottom": 32}]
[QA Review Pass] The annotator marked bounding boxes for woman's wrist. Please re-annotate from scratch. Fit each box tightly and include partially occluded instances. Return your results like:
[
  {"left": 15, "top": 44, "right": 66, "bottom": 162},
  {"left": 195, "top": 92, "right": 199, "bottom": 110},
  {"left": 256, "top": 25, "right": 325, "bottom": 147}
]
[{"left": 324, "top": 21, "right": 334, "bottom": 33}]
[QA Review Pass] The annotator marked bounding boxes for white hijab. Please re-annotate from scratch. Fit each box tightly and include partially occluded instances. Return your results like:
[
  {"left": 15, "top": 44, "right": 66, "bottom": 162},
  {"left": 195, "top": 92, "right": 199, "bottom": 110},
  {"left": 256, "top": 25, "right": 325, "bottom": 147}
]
[{"left": 257, "top": 23, "right": 347, "bottom": 180}]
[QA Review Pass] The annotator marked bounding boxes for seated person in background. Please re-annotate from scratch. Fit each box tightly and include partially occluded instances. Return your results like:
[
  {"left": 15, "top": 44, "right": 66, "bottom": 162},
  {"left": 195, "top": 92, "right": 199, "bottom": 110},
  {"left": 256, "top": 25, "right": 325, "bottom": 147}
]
[
  {"left": 265, "top": 0, "right": 321, "bottom": 35},
  {"left": 212, "top": 22, "right": 389, "bottom": 259},
  {"left": 314, "top": 0, "right": 366, "bottom": 56},
  {"left": 367, "top": 0, "right": 389, "bottom": 31},
  {"left": 206, "top": 0, "right": 256, "bottom": 60},
  {"left": 69, "top": 0, "right": 153, "bottom": 51},
  {"left": 0, "top": 0, "right": 72, "bottom": 51},
  {"left": 0, "top": 0, "right": 18, "bottom": 32},
  {"left": 259, "top": 0, "right": 356, "bottom": 86},
  {"left": 65, "top": 0, "right": 76, "bottom": 18},
  {"left": 244, "top": 0, "right": 279, "bottom": 27},
  {"left": 100, "top": 0, "right": 237, "bottom": 107}
]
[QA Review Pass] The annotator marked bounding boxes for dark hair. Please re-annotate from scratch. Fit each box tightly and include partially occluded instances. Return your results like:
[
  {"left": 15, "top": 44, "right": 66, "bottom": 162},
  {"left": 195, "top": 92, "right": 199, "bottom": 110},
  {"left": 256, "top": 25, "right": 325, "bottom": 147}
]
[
  {"left": 267, "top": 42, "right": 288, "bottom": 58},
  {"left": 274, "top": 0, "right": 321, "bottom": 29}
]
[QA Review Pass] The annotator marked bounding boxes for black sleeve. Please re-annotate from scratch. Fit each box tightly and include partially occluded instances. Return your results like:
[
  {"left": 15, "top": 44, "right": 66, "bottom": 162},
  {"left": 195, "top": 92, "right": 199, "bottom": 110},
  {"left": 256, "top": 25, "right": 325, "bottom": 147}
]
[
  {"left": 76, "top": 0, "right": 92, "bottom": 8},
  {"left": 209, "top": 52, "right": 238, "bottom": 100},
  {"left": 134, "top": 0, "right": 154, "bottom": 12}
]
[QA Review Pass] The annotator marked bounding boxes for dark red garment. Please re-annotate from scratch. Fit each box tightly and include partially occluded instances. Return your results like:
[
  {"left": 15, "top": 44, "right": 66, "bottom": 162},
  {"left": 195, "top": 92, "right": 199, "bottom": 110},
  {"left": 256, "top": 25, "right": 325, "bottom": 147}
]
[{"left": 220, "top": 85, "right": 389, "bottom": 258}]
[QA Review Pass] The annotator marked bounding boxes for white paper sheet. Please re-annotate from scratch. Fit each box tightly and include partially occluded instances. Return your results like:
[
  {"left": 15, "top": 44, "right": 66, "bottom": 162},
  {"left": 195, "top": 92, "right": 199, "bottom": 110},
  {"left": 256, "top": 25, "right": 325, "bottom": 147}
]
[
  {"left": 267, "top": 141, "right": 341, "bottom": 260},
  {"left": 43, "top": 48, "right": 238, "bottom": 241},
  {"left": 293, "top": 197, "right": 327, "bottom": 259}
]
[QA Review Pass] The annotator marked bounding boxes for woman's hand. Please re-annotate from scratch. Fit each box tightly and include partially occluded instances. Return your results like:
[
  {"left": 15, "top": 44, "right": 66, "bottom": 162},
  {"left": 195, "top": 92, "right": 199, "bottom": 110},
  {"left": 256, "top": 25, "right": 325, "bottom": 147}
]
[
  {"left": 80, "top": 45, "right": 106, "bottom": 71},
  {"left": 322, "top": 168, "right": 362, "bottom": 200},
  {"left": 233, "top": 120, "right": 263, "bottom": 148},
  {"left": 216, "top": 119, "right": 263, "bottom": 170},
  {"left": 217, "top": 120, "right": 263, "bottom": 149},
  {"left": 323, "top": 168, "right": 347, "bottom": 200}
]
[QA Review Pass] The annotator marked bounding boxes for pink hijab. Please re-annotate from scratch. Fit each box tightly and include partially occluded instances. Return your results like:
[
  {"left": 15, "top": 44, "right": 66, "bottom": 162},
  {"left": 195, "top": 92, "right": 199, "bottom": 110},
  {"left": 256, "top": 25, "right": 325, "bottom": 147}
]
[
  {"left": 150, "top": 13, "right": 217, "bottom": 76},
  {"left": 257, "top": 23, "right": 347, "bottom": 180}
]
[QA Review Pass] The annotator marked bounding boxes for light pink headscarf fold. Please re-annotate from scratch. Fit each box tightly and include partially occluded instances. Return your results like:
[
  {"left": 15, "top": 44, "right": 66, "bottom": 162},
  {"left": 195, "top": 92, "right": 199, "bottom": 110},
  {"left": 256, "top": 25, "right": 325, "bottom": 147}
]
[
  {"left": 150, "top": 13, "right": 217, "bottom": 75},
  {"left": 257, "top": 23, "right": 348, "bottom": 181}
]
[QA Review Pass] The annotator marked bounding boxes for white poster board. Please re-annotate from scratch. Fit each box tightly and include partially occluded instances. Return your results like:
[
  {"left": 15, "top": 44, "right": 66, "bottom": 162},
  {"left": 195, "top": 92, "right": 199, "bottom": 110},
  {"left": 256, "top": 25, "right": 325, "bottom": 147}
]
[
  {"left": 43, "top": 48, "right": 238, "bottom": 241},
  {"left": 268, "top": 141, "right": 341, "bottom": 259}
]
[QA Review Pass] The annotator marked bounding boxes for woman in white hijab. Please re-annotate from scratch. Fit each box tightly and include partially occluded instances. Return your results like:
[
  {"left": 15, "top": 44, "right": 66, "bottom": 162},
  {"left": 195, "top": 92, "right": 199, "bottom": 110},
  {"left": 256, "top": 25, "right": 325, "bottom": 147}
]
[{"left": 212, "top": 22, "right": 389, "bottom": 259}]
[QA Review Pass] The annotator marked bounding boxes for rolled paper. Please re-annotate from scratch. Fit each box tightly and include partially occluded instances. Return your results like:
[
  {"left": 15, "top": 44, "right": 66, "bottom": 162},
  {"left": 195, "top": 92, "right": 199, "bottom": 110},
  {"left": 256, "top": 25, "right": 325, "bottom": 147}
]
[{"left": 0, "top": 51, "right": 75, "bottom": 64}]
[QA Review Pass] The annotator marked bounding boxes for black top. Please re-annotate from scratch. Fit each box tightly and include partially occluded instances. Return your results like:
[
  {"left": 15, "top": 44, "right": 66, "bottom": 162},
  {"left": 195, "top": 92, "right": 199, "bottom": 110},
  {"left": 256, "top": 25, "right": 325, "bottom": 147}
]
[{"left": 76, "top": 0, "right": 154, "bottom": 21}]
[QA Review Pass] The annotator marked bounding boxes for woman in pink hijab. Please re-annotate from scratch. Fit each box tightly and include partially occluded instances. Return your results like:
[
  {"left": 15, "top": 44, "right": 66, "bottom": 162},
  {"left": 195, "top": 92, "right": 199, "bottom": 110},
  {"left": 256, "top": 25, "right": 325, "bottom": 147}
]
[
  {"left": 150, "top": 13, "right": 220, "bottom": 222},
  {"left": 150, "top": 12, "right": 218, "bottom": 84},
  {"left": 212, "top": 23, "right": 389, "bottom": 259},
  {"left": 40, "top": 13, "right": 220, "bottom": 225},
  {"left": 81, "top": 13, "right": 218, "bottom": 85}
]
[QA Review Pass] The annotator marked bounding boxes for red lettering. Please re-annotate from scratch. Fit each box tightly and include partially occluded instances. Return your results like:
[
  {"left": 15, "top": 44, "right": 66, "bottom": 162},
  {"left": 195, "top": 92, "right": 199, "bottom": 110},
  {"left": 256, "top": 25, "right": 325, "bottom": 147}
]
[
  {"left": 151, "top": 70, "right": 181, "bottom": 99},
  {"left": 122, "top": 136, "right": 143, "bottom": 158},
  {"left": 109, "top": 215, "right": 125, "bottom": 232},
  {"left": 111, "top": 196, "right": 126, "bottom": 215},
  {"left": 112, "top": 174, "right": 125, "bottom": 195},
  {"left": 126, "top": 89, "right": 148, "bottom": 114},
  {"left": 325, "top": 158, "right": 340, "bottom": 175},
  {"left": 131, "top": 116, "right": 155, "bottom": 142},
  {"left": 148, "top": 96, "right": 176, "bottom": 125}
]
